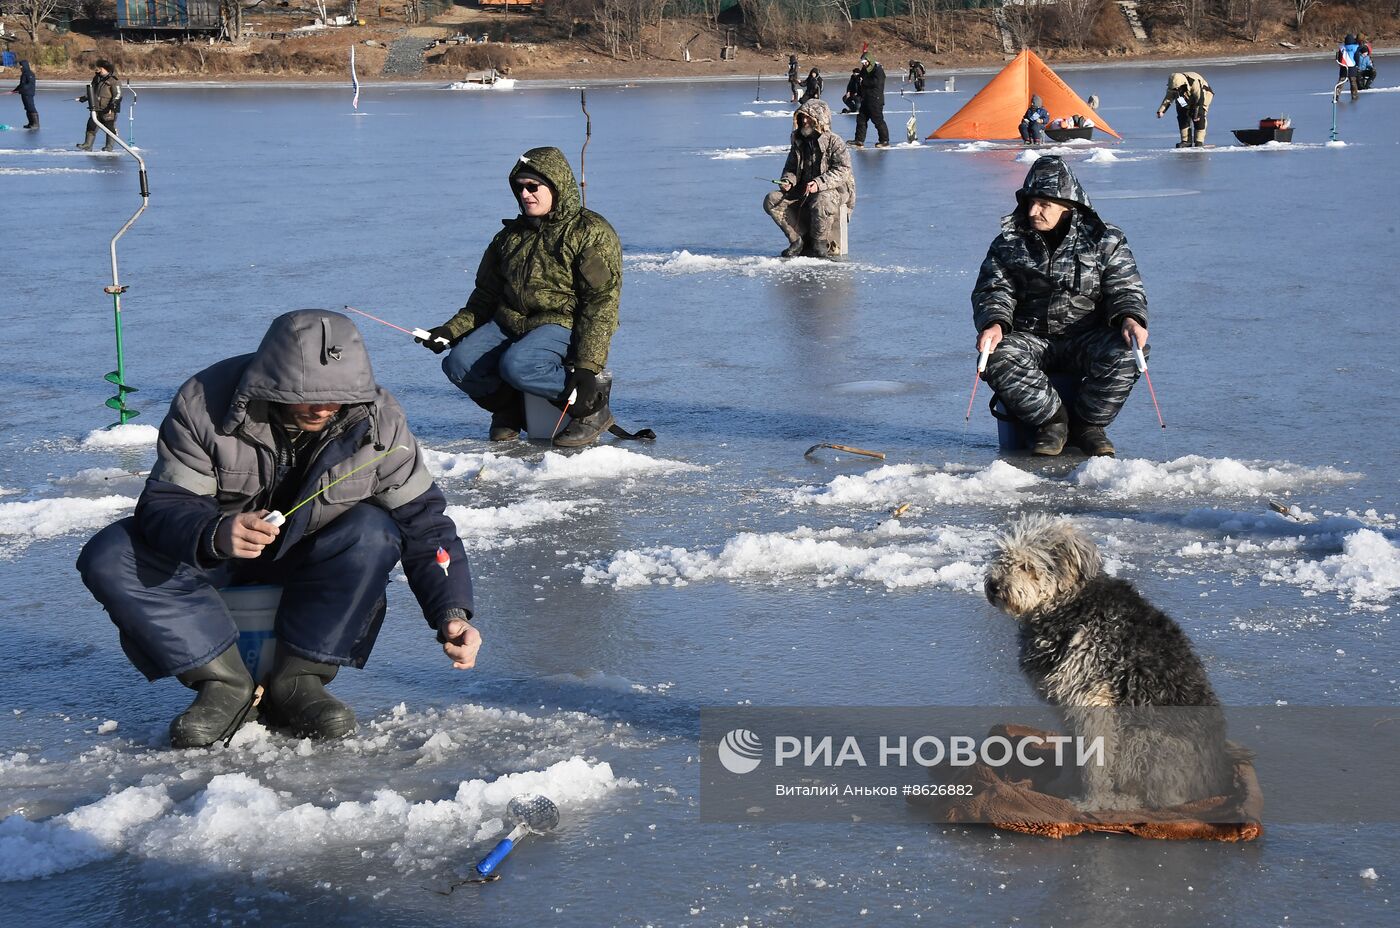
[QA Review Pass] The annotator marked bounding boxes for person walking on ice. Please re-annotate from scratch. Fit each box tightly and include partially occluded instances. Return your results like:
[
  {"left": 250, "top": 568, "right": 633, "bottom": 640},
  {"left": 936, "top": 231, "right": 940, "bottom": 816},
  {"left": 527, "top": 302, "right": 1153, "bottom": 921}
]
[{"left": 1155, "top": 71, "right": 1213, "bottom": 147}]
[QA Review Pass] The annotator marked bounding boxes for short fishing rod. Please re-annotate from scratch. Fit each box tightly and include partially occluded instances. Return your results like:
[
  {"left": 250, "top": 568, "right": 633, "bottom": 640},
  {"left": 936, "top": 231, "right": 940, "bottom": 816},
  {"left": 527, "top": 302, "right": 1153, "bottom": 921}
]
[
  {"left": 964, "top": 346, "right": 990, "bottom": 422},
  {"left": 343, "top": 304, "right": 448, "bottom": 346},
  {"left": 1131, "top": 334, "right": 1165, "bottom": 428},
  {"left": 261, "top": 445, "right": 410, "bottom": 527}
]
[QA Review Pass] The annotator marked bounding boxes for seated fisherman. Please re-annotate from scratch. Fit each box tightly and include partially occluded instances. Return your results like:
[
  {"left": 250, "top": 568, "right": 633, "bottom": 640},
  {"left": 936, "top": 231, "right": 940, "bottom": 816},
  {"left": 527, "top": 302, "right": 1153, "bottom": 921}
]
[
  {"left": 78, "top": 310, "right": 480, "bottom": 747},
  {"left": 420, "top": 147, "right": 624, "bottom": 448},
  {"left": 1019, "top": 95, "right": 1048, "bottom": 144},
  {"left": 972, "top": 157, "right": 1150, "bottom": 457},
  {"left": 763, "top": 98, "right": 856, "bottom": 259}
]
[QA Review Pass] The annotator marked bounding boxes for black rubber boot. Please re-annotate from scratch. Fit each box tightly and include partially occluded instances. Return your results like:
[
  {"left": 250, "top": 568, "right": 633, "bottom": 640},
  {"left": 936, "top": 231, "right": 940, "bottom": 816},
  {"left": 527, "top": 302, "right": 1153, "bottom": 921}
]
[
  {"left": 473, "top": 385, "right": 524, "bottom": 442},
  {"left": 1073, "top": 423, "right": 1115, "bottom": 457},
  {"left": 554, "top": 374, "right": 615, "bottom": 448},
  {"left": 781, "top": 239, "right": 804, "bottom": 258},
  {"left": 262, "top": 655, "right": 357, "bottom": 739},
  {"left": 1031, "top": 405, "right": 1070, "bottom": 457},
  {"left": 170, "top": 645, "right": 256, "bottom": 748}
]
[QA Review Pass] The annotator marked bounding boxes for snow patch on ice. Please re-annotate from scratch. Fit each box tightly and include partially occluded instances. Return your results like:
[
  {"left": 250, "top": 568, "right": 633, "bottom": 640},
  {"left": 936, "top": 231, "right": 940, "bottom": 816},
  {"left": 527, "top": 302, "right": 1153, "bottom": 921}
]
[
  {"left": 446, "top": 497, "right": 597, "bottom": 548},
  {"left": 97, "top": 720, "right": 119, "bottom": 734},
  {"left": 583, "top": 524, "right": 994, "bottom": 592},
  {"left": 0, "top": 785, "right": 171, "bottom": 881},
  {"left": 705, "top": 144, "right": 789, "bottom": 160},
  {"left": 627, "top": 250, "right": 914, "bottom": 277},
  {"left": 794, "top": 460, "right": 1041, "bottom": 508},
  {"left": 1072, "top": 455, "right": 1358, "bottom": 499},
  {"left": 949, "top": 141, "right": 999, "bottom": 152},
  {"left": 1085, "top": 149, "right": 1120, "bottom": 163},
  {"left": 1264, "top": 530, "right": 1400, "bottom": 608},
  {"left": 424, "top": 445, "right": 700, "bottom": 486},
  {"left": 0, "top": 495, "right": 135, "bottom": 553},
  {"left": 1016, "top": 145, "right": 1084, "bottom": 162},
  {"left": 81, "top": 424, "right": 159, "bottom": 450},
  {"left": 0, "top": 166, "right": 118, "bottom": 176},
  {"left": 738, "top": 109, "right": 793, "bottom": 118},
  {"left": 1325, "top": 140, "right": 1348, "bottom": 148}
]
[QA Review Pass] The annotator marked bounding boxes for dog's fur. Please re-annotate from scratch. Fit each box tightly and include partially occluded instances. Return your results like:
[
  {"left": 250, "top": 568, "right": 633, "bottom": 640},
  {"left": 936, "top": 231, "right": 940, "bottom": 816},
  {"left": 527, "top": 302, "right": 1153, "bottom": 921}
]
[{"left": 984, "top": 515, "right": 1234, "bottom": 812}]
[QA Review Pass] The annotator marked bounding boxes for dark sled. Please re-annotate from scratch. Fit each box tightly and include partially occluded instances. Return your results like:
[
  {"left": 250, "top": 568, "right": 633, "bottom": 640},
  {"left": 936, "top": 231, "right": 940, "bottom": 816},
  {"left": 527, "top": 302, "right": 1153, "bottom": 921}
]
[
  {"left": 1044, "top": 127, "right": 1094, "bottom": 142},
  {"left": 1231, "top": 127, "right": 1293, "bottom": 145}
]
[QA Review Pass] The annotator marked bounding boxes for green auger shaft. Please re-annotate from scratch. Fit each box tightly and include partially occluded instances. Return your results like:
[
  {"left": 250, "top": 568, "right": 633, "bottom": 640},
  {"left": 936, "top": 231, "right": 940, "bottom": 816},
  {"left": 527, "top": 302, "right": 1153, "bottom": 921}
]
[{"left": 103, "top": 289, "right": 139, "bottom": 424}]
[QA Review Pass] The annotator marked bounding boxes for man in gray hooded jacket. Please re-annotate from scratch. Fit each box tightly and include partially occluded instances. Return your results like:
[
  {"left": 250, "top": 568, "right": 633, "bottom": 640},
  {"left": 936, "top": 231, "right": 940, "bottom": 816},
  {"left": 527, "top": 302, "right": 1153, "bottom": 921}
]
[
  {"left": 78, "top": 310, "right": 480, "bottom": 747},
  {"left": 764, "top": 98, "right": 855, "bottom": 258},
  {"left": 972, "top": 157, "right": 1149, "bottom": 457}
]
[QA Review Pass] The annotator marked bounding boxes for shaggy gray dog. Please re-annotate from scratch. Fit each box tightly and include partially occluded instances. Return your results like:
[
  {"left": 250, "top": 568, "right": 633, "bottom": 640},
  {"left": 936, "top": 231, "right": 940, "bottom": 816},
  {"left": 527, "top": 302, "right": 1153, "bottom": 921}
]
[{"left": 985, "top": 515, "right": 1234, "bottom": 812}]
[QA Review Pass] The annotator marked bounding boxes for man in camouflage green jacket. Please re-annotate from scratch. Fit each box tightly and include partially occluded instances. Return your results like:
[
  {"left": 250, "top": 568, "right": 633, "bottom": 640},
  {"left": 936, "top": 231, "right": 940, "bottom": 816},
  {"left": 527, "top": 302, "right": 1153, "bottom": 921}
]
[
  {"left": 421, "top": 147, "right": 623, "bottom": 447},
  {"left": 972, "top": 156, "right": 1149, "bottom": 457},
  {"left": 764, "top": 98, "right": 855, "bottom": 258}
]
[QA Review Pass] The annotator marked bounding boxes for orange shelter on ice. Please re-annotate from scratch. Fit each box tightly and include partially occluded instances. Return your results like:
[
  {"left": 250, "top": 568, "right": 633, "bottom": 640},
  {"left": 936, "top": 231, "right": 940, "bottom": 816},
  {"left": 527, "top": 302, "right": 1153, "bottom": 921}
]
[{"left": 929, "top": 50, "right": 1120, "bottom": 140}]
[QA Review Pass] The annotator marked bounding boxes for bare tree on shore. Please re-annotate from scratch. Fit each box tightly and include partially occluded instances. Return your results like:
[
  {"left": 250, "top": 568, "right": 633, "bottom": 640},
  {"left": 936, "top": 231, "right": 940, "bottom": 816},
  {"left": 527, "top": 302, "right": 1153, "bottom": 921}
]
[
  {"left": 7, "top": 0, "right": 72, "bottom": 42},
  {"left": 1059, "top": 0, "right": 1107, "bottom": 49},
  {"left": 1292, "top": 0, "right": 1322, "bottom": 29}
]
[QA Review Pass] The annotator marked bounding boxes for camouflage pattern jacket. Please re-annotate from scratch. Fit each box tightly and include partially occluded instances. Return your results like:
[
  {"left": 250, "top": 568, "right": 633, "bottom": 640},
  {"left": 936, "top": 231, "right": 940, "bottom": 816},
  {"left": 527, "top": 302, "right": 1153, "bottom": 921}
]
[
  {"left": 443, "top": 147, "right": 622, "bottom": 374},
  {"left": 779, "top": 98, "right": 856, "bottom": 209},
  {"left": 972, "top": 157, "right": 1147, "bottom": 337}
]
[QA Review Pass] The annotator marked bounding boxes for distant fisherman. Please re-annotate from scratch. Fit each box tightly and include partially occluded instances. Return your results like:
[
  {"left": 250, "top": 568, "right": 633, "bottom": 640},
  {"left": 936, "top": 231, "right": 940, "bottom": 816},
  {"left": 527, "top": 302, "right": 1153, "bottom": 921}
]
[
  {"left": 907, "top": 60, "right": 926, "bottom": 92},
  {"left": 1336, "top": 34, "right": 1361, "bottom": 101},
  {"left": 9, "top": 59, "right": 38, "bottom": 129},
  {"left": 77, "top": 310, "right": 480, "bottom": 747},
  {"left": 841, "top": 67, "right": 862, "bottom": 114},
  {"left": 420, "top": 147, "right": 624, "bottom": 447},
  {"left": 75, "top": 59, "right": 120, "bottom": 151},
  {"left": 1155, "top": 70, "right": 1212, "bottom": 147},
  {"left": 801, "top": 67, "right": 823, "bottom": 102},
  {"left": 1019, "top": 95, "right": 1048, "bottom": 144},
  {"left": 788, "top": 55, "right": 800, "bottom": 102},
  {"left": 764, "top": 98, "right": 855, "bottom": 259},
  {"left": 851, "top": 53, "right": 890, "bottom": 148},
  {"left": 972, "top": 157, "right": 1149, "bottom": 457}
]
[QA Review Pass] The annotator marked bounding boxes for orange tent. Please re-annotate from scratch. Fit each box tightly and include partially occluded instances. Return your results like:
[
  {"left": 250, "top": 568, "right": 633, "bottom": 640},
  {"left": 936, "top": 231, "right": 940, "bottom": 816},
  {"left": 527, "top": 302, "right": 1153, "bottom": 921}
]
[{"left": 929, "top": 49, "right": 1120, "bottom": 140}]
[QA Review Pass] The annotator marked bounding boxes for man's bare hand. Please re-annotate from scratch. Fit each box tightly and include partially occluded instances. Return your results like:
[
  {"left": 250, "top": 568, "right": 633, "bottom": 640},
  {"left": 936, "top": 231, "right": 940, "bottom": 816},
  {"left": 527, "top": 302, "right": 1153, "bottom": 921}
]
[
  {"left": 439, "top": 618, "right": 482, "bottom": 670},
  {"left": 804, "top": 180, "right": 820, "bottom": 195},
  {"left": 215, "top": 511, "right": 279, "bottom": 559},
  {"left": 977, "top": 324, "right": 1004, "bottom": 355},
  {"left": 1121, "top": 317, "right": 1149, "bottom": 349},
  {"left": 779, "top": 179, "right": 793, "bottom": 192}
]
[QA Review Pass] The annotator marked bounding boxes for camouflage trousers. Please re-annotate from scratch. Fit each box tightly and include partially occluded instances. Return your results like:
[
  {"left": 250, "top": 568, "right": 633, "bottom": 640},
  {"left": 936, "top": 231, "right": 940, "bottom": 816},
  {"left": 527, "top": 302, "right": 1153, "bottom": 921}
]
[
  {"left": 763, "top": 188, "right": 845, "bottom": 257},
  {"left": 984, "top": 328, "right": 1145, "bottom": 428}
]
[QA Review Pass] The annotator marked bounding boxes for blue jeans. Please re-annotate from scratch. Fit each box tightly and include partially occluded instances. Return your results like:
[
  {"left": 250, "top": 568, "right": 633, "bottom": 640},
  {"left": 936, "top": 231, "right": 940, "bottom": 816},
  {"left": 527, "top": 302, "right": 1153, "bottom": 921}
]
[
  {"left": 442, "top": 321, "right": 570, "bottom": 402},
  {"left": 77, "top": 504, "right": 402, "bottom": 679}
]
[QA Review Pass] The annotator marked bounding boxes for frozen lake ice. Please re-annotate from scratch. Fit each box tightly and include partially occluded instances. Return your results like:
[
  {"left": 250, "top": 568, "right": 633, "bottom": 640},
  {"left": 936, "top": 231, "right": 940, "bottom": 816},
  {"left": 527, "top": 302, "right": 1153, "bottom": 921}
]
[{"left": 2, "top": 55, "right": 1397, "bottom": 926}]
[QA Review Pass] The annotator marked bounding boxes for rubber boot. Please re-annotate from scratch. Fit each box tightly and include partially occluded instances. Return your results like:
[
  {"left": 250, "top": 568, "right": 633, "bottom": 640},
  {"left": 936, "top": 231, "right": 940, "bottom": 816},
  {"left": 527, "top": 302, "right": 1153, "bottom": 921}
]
[
  {"left": 473, "top": 384, "right": 525, "bottom": 442},
  {"left": 781, "top": 238, "right": 804, "bottom": 258},
  {"left": 553, "top": 373, "right": 615, "bottom": 448},
  {"left": 262, "top": 654, "right": 356, "bottom": 739},
  {"left": 1031, "top": 405, "right": 1070, "bottom": 457},
  {"left": 169, "top": 644, "right": 256, "bottom": 748},
  {"left": 1176, "top": 126, "right": 1192, "bottom": 148},
  {"left": 1073, "top": 423, "right": 1115, "bottom": 457}
]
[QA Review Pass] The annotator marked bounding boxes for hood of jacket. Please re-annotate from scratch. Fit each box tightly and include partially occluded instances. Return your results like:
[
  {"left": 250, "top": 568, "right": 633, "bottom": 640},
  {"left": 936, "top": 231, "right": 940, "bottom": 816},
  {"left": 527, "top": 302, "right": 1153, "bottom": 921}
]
[
  {"left": 793, "top": 97, "right": 834, "bottom": 135},
  {"left": 1013, "top": 156, "right": 1100, "bottom": 226},
  {"left": 19, "top": 60, "right": 33, "bottom": 75},
  {"left": 509, "top": 146, "right": 582, "bottom": 223},
  {"left": 221, "top": 309, "right": 380, "bottom": 433}
]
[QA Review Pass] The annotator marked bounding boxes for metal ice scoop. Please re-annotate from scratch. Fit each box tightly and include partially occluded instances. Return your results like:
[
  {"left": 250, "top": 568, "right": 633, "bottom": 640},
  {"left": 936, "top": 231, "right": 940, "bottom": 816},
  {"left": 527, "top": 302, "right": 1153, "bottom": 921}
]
[{"left": 474, "top": 793, "right": 560, "bottom": 877}]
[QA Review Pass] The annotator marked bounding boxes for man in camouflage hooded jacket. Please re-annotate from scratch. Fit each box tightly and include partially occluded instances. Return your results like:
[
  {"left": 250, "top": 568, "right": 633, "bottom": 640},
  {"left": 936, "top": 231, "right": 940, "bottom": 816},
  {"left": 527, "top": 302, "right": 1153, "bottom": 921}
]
[
  {"left": 421, "top": 147, "right": 623, "bottom": 447},
  {"left": 764, "top": 98, "right": 856, "bottom": 258},
  {"left": 972, "top": 156, "right": 1149, "bottom": 457}
]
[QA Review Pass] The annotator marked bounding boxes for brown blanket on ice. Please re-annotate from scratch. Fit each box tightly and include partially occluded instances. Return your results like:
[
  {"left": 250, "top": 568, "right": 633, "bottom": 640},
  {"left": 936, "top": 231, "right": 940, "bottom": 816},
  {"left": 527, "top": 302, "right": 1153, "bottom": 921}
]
[{"left": 921, "top": 724, "right": 1262, "bottom": 842}]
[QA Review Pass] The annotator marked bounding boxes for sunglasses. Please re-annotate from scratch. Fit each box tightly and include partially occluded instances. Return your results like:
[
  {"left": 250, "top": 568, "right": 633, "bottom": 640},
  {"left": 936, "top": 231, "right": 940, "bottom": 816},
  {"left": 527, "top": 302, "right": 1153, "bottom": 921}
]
[{"left": 514, "top": 181, "right": 544, "bottom": 194}]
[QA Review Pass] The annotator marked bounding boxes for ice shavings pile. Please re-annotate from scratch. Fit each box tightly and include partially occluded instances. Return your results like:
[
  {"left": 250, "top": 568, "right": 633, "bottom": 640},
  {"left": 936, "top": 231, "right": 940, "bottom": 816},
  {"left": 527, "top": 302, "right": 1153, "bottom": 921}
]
[
  {"left": 1072, "top": 455, "right": 1359, "bottom": 499},
  {"left": 422, "top": 445, "right": 700, "bottom": 485},
  {"left": 81, "top": 423, "right": 159, "bottom": 450},
  {"left": 446, "top": 498, "right": 598, "bottom": 550},
  {"left": 0, "top": 757, "right": 625, "bottom": 882},
  {"left": 582, "top": 523, "right": 994, "bottom": 591},
  {"left": 1263, "top": 529, "right": 1400, "bottom": 608},
  {"left": 0, "top": 495, "right": 135, "bottom": 554},
  {"left": 626, "top": 251, "right": 914, "bottom": 277},
  {"left": 793, "top": 459, "right": 1041, "bottom": 509},
  {"left": 704, "top": 144, "right": 789, "bottom": 160},
  {"left": 737, "top": 109, "right": 794, "bottom": 118}
]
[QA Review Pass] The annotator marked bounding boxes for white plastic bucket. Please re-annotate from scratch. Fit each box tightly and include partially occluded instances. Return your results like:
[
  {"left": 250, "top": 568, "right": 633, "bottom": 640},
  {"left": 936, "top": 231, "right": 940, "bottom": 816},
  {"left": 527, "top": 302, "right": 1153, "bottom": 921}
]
[
  {"left": 523, "top": 392, "right": 569, "bottom": 442},
  {"left": 218, "top": 584, "right": 282, "bottom": 683}
]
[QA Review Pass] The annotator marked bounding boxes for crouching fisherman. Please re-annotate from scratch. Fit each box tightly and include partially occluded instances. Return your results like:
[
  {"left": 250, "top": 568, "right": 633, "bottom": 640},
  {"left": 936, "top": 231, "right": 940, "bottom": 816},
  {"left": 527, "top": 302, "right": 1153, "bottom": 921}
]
[
  {"left": 763, "top": 98, "right": 855, "bottom": 259},
  {"left": 419, "top": 147, "right": 624, "bottom": 448},
  {"left": 972, "top": 157, "right": 1149, "bottom": 457},
  {"left": 77, "top": 310, "right": 480, "bottom": 748}
]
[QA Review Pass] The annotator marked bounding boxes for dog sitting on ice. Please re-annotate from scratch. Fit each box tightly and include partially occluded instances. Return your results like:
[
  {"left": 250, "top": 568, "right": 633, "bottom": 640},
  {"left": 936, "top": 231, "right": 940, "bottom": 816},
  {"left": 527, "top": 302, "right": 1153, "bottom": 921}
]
[{"left": 984, "top": 515, "right": 1234, "bottom": 812}]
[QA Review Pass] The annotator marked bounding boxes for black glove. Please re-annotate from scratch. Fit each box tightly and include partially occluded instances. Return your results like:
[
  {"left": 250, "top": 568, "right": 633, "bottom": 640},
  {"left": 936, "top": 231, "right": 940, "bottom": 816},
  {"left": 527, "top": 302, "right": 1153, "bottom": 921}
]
[
  {"left": 564, "top": 368, "right": 600, "bottom": 416},
  {"left": 416, "top": 324, "right": 455, "bottom": 354}
]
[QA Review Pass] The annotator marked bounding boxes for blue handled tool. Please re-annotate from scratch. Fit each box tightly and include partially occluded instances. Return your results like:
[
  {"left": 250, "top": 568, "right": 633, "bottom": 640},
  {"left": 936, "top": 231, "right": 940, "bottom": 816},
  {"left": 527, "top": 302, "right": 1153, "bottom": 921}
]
[{"left": 474, "top": 794, "right": 560, "bottom": 878}]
